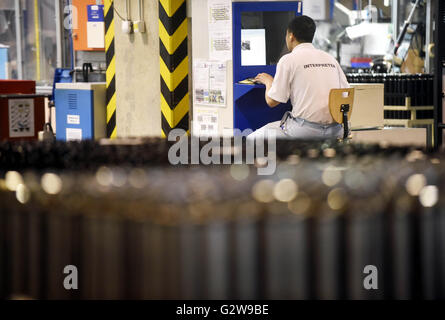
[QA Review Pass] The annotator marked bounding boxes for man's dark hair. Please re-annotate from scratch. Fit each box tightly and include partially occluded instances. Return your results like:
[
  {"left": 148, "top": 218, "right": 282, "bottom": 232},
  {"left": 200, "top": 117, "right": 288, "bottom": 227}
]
[{"left": 287, "top": 15, "right": 316, "bottom": 43}]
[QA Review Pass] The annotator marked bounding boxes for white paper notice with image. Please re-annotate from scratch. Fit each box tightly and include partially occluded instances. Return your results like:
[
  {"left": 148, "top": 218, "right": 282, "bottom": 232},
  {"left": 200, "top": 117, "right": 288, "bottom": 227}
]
[
  {"left": 8, "top": 99, "right": 35, "bottom": 138},
  {"left": 193, "top": 60, "right": 210, "bottom": 105},
  {"left": 208, "top": 0, "right": 232, "bottom": 61},
  {"left": 209, "top": 62, "right": 227, "bottom": 106},
  {"left": 193, "top": 60, "right": 227, "bottom": 107},
  {"left": 193, "top": 108, "right": 219, "bottom": 137}
]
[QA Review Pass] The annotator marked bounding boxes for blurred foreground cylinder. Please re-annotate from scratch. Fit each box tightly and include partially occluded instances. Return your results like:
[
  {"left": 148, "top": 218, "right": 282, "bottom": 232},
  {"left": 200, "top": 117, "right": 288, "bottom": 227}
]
[{"left": 0, "top": 141, "right": 444, "bottom": 300}]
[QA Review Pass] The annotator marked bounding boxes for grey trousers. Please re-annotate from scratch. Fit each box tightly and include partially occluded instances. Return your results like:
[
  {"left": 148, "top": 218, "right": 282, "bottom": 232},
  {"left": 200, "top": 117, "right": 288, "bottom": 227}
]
[{"left": 248, "top": 113, "right": 344, "bottom": 140}]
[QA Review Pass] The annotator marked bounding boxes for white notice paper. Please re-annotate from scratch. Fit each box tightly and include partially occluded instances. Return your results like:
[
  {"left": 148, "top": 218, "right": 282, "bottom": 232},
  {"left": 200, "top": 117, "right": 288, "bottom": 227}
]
[
  {"left": 8, "top": 99, "right": 35, "bottom": 138},
  {"left": 193, "top": 108, "right": 219, "bottom": 137},
  {"left": 193, "top": 60, "right": 227, "bottom": 107},
  {"left": 241, "top": 29, "right": 266, "bottom": 66},
  {"left": 67, "top": 114, "right": 80, "bottom": 125},
  {"left": 209, "top": 62, "right": 226, "bottom": 106},
  {"left": 87, "top": 22, "right": 105, "bottom": 48},
  {"left": 208, "top": 0, "right": 232, "bottom": 61},
  {"left": 66, "top": 128, "right": 82, "bottom": 141},
  {"left": 193, "top": 60, "right": 211, "bottom": 105}
]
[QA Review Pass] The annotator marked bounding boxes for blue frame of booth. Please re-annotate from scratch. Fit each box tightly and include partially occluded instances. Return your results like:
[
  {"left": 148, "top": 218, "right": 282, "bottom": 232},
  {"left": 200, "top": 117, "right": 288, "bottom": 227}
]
[{"left": 232, "top": 1, "right": 303, "bottom": 133}]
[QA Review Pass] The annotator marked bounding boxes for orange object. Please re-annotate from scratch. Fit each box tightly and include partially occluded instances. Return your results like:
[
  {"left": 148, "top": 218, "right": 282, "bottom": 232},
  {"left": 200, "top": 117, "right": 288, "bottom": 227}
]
[{"left": 72, "top": 0, "right": 105, "bottom": 52}]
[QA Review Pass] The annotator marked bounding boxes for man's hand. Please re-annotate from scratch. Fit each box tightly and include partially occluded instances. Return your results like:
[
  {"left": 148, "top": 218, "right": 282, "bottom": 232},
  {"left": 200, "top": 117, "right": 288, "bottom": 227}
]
[
  {"left": 255, "top": 73, "right": 280, "bottom": 108},
  {"left": 255, "top": 73, "right": 274, "bottom": 86}
]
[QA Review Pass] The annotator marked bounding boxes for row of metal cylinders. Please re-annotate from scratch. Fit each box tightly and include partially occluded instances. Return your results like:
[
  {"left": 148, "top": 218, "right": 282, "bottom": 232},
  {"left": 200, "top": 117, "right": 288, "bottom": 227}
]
[
  {"left": 346, "top": 73, "right": 435, "bottom": 106},
  {"left": 1, "top": 154, "right": 444, "bottom": 300}
]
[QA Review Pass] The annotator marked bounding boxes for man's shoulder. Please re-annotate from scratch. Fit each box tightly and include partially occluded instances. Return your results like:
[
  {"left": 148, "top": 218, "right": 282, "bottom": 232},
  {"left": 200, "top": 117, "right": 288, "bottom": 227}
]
[
  {"left": 279, "top": 46, "right": 339, "bottom": 67},
  {"left": 278, "top": 52, "right": 294, "bottom": 64},
  {"left": 292, "top": 46, "right": 336, "bottom": 62},
  {"left": 311, "top": 48, "right": 337, "bottom": 62}
]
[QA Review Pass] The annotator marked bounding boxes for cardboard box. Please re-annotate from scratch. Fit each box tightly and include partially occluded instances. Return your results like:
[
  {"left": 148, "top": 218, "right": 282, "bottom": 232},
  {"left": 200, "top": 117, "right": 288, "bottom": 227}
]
[
  {"left": 351, "top": 127, "right": 427, "bottom": 148},
  {"left": 350, "top": 83, "right": 384, "bottom": 130}
]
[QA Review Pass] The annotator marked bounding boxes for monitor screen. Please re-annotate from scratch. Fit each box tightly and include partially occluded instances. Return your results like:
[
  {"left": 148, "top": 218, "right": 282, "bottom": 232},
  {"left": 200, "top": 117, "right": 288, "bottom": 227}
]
[
  {"left": 240, "top": 11, "right": 296, "bottom": 66},
  {"left": 241, "top": 29, "right": 266, "bottom": 66}
]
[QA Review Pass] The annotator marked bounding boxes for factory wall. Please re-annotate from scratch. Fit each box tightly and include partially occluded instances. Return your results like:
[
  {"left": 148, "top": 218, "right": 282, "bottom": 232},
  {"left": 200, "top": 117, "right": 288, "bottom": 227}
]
[
  {"left": 114, "top": 0, "right": 161, "bottom": 138},
  {"left": 191, "top": 0, "right": 233, "bottom": 135}
]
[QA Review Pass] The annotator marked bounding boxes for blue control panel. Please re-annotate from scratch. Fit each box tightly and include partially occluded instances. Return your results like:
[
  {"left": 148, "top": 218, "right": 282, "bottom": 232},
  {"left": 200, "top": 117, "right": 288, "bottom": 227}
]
[{"left": 87, "top": 5, "right": 104, "bottom": 22}]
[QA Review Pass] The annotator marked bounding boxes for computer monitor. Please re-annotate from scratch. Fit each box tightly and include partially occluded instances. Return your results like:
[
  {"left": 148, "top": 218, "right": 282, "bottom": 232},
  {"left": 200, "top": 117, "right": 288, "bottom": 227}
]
[
  {"left": 240, "top": 11, "right": 296, "bottom": 66},
  {"left": 241, "top": 29, "right": 266, "bottom": 66}
]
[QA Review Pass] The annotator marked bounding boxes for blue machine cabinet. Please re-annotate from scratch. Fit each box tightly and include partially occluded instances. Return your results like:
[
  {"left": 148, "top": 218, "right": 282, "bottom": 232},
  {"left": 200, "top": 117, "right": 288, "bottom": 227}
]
[
  {"left": 55, "top": 83, "right": 106, "bottom": 141},
  {"left": 233, "top": 1, "right": 303, "bottom": 132}
]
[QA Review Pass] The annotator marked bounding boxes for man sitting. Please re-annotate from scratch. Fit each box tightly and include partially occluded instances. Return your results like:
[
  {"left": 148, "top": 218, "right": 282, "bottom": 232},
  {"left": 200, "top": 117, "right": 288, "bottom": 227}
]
[{"left": 251, "top": 15, "right": 350, "bottom": 140}]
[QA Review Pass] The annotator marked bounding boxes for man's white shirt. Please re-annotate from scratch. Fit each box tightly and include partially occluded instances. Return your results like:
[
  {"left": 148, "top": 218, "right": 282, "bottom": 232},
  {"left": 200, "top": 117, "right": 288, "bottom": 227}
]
[{"left": 267, "top": 43, "right": 349, "bottom": 124}]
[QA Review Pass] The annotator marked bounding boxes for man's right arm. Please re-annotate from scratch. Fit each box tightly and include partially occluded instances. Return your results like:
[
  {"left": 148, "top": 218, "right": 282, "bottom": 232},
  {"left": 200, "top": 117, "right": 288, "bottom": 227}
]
[
  {"left": 265, "top": 57, "right": 292, "bottom": 106},
  {"left": 255, "top": 73, "right": 280, "bottom": 108}
]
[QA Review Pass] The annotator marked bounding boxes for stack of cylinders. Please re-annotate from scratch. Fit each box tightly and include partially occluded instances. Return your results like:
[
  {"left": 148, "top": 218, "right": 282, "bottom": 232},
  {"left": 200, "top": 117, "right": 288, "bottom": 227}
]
[
  {"left": 1, "top": 145, "right": 444, "bottom": 300},
  {"left": 346, "top": 73, "right": 435, "bottom": 107}
]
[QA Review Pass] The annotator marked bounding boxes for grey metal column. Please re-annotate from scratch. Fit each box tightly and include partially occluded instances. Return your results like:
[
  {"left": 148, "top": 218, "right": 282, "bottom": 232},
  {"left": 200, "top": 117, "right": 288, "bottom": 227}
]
[
  {"left": 425, "top": 0, "right": 433, "bottom": 73},
  {"left": 14, "top": 0, "right": 24, "bottom": 79},
  {"left": 392, "top": 0, "right": 399, "bottom": 43},
  {"left": 55, "top": 0, "right": 63, "bottom": 69}
]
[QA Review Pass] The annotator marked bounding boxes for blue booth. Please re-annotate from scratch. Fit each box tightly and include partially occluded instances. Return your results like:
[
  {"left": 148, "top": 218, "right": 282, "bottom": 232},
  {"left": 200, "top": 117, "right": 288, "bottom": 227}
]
[{"left": 232, "top": 1, "right": 303, "bottom": 133}]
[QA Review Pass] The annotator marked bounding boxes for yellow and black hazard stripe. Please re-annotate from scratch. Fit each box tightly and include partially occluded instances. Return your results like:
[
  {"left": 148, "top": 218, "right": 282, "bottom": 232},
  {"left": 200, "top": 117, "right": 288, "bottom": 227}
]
[
  {"left": 105, "top": 0, "right": 117, "bottom": 139},
  {"left": 159, "top": 0, "right": 189, "bottom": 137}
]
